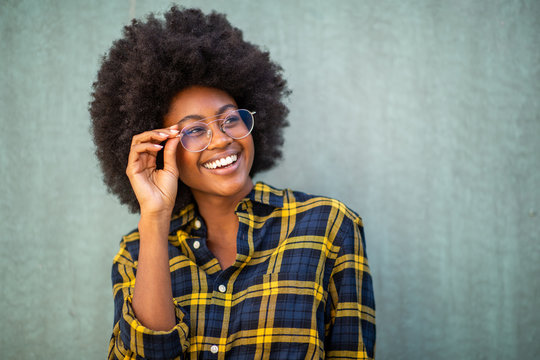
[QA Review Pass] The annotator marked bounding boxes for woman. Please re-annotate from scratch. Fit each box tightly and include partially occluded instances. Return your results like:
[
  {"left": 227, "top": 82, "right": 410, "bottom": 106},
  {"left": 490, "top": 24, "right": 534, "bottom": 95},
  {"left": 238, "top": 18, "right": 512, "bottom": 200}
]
[{"left": 90, "top": 6, "right": 375, "bottom": 359}]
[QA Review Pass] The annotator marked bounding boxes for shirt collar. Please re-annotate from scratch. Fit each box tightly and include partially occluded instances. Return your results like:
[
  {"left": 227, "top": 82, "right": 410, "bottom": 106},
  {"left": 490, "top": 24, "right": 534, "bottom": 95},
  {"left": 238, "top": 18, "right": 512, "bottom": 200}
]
[
  {"left": 169, "top": 181, "right": 284, "bottom": 234},
  {"left": 169, "top": 203, "right": 197, "bottom": 234},
  {"left": 245, "top": 181, "right": 285, "bottom": 208}
]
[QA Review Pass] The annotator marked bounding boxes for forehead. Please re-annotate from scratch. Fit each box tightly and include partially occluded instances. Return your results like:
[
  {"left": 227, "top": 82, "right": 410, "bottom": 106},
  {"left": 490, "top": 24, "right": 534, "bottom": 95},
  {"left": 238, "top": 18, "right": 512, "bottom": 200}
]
[{"left": 163, "top": 86, "right": 237, "bottom": 127}]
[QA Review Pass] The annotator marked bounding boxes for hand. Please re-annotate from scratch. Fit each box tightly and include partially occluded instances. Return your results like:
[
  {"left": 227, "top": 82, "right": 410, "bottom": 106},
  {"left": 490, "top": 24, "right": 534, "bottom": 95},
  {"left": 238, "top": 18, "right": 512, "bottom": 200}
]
[{"left": 126, "top": 125, "right": 182, "bottom": 216}]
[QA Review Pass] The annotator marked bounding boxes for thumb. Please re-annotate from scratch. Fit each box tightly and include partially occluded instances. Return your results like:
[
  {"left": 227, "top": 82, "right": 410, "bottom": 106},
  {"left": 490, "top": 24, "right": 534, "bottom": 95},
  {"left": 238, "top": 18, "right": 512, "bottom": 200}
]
[{"left": 162, "top": 136, "right": 181, "bottom": 176}]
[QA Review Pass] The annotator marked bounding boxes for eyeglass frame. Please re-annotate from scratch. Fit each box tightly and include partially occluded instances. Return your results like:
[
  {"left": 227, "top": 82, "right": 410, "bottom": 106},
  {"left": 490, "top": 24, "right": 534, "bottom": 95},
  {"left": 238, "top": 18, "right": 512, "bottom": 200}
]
[{"left": 177, "top": 109, "right": 256, "bottom": 152}]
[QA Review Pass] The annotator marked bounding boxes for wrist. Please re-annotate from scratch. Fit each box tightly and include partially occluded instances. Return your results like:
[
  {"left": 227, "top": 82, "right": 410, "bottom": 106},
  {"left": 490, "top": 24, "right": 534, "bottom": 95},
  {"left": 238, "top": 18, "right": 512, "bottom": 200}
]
[
  {"left": 139, "top": 206, "right": 174, "bottom": 220},
  {"left": 138, "top": 212, "right": 172, "bottom": 237}
]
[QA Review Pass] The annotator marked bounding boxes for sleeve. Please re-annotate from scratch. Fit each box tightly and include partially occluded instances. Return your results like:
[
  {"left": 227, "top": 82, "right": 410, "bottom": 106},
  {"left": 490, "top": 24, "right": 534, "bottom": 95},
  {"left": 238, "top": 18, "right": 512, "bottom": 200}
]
[
  {"left": 108, "top": 239, "right": 190, "bottom": 360},
  {"left": 325, "top": 217, "right": 376, "bottom": 359}
]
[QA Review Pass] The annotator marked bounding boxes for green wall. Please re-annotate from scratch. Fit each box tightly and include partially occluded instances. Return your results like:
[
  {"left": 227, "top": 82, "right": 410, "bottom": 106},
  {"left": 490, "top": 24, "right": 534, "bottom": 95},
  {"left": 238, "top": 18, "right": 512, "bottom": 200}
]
[{"left": 1, "top": 0, "right": 539, "bottom": 358}]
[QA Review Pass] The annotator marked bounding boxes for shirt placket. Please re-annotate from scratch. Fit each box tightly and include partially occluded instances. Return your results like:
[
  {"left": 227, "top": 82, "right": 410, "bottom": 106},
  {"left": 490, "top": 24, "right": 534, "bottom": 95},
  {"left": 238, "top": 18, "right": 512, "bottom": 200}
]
[
  {"left": 187, "top": 216, "right": 233, "bottom": 359},
  {"left": 206, "top": 271, "right": 232, "bottom": 359}
]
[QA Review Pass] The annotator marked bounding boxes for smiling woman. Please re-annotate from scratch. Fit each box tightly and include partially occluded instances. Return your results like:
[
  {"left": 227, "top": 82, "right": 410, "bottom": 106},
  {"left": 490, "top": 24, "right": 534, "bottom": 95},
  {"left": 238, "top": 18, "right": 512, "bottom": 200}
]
[
  {"left": 163, "top": 86, "right": 255, "bottom": 208},
  {"left": 89, "top": 6, "right": 375, "bottom": 359}
]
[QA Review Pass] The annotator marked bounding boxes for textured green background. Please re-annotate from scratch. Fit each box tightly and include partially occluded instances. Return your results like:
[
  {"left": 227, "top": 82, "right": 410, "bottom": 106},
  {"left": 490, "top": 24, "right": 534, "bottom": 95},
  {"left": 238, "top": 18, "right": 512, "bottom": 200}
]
[{"left": 1, "top": 0, "right": 539, "bottom": 359}]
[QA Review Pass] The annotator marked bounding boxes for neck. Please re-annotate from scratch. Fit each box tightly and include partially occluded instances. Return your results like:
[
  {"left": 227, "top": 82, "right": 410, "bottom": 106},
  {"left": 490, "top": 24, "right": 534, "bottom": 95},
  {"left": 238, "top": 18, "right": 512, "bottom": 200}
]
[{"left": 192, "top": 180, "right": 254, "bottom": 248}]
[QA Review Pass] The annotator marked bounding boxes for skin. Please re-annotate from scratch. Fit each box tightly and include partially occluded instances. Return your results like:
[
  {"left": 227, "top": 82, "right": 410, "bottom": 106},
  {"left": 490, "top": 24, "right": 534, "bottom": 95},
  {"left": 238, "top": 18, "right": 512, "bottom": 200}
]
[{"left": 125, "top": 85, "right": 255, "bottom": 330}]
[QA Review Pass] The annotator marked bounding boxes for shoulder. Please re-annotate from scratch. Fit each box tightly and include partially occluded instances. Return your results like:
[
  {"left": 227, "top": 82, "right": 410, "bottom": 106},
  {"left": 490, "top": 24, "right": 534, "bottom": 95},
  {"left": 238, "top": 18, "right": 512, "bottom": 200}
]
[
  {"left": 271, "top": 184, "right": 363, "bottom": 227},
  {"left": 275, "top": 185, "right": 368, "bottom": 260},
  {"left": 255, "top": 183, "right": 363, "bottom": 238},
  {"left": 116, "top": 202, "right": 196, "bottom": 262},
  {"left": 288, "top": 188, "right": 362, "bottom": 223},
  {"left": 278, "top": 188, "right": 371, "bottom": 268},
  {"left": 112, "top": 228, "right": 141, "bottom": 266}
]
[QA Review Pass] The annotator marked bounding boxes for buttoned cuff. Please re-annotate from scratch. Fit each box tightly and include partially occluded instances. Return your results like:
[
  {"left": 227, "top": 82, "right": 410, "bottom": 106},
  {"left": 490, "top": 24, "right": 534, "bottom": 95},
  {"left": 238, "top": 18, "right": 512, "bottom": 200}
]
[{"left": 119, "top": 296, "right": 190, "bottom": 359}]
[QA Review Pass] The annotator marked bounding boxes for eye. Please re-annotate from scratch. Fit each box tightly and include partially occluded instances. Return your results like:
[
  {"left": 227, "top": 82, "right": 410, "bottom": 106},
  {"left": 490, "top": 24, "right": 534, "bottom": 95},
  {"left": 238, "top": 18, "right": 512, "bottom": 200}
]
[
  {"left": 183, "top": 124, "right": 207, "bottom": 137},
  {"left": 222, "top": 115, "right": 241, "bottom": 129}
]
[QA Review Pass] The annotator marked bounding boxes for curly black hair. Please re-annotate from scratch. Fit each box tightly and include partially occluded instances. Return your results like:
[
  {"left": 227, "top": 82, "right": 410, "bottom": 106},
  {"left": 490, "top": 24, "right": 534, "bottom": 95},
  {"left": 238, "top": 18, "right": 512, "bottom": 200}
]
[{"left": 90, "top": 6, "right": 290, "bottom": 214}]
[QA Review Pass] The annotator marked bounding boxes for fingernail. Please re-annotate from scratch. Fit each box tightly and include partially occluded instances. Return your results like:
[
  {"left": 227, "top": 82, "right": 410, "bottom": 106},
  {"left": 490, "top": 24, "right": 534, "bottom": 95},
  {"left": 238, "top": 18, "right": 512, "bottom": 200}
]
[
  {"left": 170, "top": 129, "right": 179, "bottom": 134},
  {"left": 159, "top": 132, "right": 168, "bottom": 137},
  {"left": 153, "top": 144, "right": 163, "bottom": 149}
]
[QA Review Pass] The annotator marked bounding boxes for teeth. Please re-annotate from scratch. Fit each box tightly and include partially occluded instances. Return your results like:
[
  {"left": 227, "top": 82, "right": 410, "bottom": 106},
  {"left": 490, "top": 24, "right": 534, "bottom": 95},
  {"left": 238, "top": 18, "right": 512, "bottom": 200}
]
[{"left": 203, "top": 154, "right": 238, "bottom": 169}]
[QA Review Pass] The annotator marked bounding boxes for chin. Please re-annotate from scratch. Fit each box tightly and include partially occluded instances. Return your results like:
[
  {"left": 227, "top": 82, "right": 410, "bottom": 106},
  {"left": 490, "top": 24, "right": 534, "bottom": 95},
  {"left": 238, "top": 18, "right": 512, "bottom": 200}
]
[
  {"left": 216, "top": 178, "right": 252, "bottom": 196},
  {"left": 185, "top": 173, "right": 253, "bottom": 202},
  {"left": 211, "top": 175, "right": 252, "bottom": 197}
]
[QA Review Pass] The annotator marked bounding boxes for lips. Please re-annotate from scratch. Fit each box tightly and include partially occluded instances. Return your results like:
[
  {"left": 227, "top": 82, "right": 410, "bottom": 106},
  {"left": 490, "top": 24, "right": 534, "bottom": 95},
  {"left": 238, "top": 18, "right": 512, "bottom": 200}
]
[{"left": 202, "top": 153, "right": 239, "bottom": 170}]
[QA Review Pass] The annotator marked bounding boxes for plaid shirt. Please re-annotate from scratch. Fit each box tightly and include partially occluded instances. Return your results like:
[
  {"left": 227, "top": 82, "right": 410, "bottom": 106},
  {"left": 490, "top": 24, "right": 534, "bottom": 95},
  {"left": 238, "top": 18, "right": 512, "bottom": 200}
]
[{"left": 109, "top": 182, "right": 375, "bottom": 359}]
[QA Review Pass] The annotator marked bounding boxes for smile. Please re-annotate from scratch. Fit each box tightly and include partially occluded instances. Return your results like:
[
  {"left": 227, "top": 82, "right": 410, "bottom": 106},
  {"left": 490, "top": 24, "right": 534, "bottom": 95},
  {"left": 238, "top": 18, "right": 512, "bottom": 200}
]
[{"left": 202, "top": 154, "right": 238, "bottom": 169}]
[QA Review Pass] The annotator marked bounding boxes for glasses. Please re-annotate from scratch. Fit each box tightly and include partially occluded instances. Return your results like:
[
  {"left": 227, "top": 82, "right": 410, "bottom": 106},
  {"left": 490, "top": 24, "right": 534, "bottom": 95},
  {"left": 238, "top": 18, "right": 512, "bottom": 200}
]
[{"left": 178, "top": 109, "right": 255, "bottom": 152}]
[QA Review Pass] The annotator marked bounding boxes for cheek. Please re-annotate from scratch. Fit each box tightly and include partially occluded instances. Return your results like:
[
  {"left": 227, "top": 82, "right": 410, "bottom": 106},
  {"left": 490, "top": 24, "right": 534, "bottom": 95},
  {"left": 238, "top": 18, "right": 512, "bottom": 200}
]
[
  {"left": 244, "top": 136, "right": 255, "bottom": 166},
  {"left": 175, "top": 150, "right": 199, "bottom": 180},
  {"left": 175, "top": 151, "right": 185, "bottom": 170}
]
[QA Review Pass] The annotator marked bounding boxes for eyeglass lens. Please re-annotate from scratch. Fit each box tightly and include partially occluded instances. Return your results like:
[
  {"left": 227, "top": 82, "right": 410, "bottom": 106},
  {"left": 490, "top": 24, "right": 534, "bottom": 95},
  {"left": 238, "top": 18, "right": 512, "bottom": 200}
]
[{"left": 180, "top": 109, "right": 254, "bottom": 152}]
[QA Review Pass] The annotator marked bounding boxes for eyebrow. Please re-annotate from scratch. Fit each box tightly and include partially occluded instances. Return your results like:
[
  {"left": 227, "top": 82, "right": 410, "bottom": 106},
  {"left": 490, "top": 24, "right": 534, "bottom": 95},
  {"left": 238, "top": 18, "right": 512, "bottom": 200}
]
[{"left": 177, "top": 104, "right": 237, "bottom": 126}]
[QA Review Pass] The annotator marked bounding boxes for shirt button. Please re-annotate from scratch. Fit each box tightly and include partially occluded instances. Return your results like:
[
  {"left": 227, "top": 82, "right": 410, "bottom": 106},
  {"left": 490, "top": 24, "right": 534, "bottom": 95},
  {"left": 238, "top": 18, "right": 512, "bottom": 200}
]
[
  {"left": 218, "top": 284, "right": 227, "bottom": 293},
  {"left": 193, "top": 219, "right": 201, "bottom": 230},
  {"left": 193, "top": 240, "right": 200, "bottom": 249},
  {"left": 210, "top": 345, "right": 219, "bottom": 354}
]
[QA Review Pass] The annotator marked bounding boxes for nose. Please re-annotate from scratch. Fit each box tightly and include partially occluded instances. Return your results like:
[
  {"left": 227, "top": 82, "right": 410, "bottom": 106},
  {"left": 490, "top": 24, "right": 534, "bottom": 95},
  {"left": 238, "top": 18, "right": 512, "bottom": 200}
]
[{"left": 206, "top": 122, "right": 233, "bottom": 150}]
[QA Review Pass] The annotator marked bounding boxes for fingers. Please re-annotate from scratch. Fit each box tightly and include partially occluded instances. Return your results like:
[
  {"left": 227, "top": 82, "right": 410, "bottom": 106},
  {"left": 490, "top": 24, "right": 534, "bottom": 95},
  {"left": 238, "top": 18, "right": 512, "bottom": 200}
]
[
  {"left": 127, "top": 125, "right": 182, "bottom": 178},
  {"left": 127, "top": 126, "right": 178, "bottom": 171},
  {"left": 162, "top": 136, "right": 181, "bottom": 175},
  {"left": 126, "top": 142, "right": 163, "bottom": 175},
  {"left": 131, "top": 142, "right": 165, "bottom": 153},
  {"left": 131, "top": 125, "right": 180, "bottom": 146}
]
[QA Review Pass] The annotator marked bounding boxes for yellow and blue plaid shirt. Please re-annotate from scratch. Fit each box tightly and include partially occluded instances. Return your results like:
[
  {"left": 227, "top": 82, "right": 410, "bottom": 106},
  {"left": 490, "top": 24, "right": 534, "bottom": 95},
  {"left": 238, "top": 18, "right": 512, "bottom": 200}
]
[{"left": 109, "top": 182, "right": 375, "bottom": 359}]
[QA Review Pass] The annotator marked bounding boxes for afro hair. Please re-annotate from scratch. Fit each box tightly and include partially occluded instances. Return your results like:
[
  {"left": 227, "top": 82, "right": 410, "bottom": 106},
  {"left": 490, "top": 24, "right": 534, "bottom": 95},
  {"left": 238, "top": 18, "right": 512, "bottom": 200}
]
[{"left": 90, "top": 6, "right": 290, "bottom": 214}]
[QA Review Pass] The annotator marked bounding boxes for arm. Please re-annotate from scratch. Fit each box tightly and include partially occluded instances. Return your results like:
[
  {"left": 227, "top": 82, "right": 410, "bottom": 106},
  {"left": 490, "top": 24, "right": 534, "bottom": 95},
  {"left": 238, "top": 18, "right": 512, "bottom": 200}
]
[
  {"left": 325, "top": 218, "right": 376, "bottom": 359},
  {"left": 108, "top": 239, "right": 190, "bottom": 360},
  {"left": 126, "top": 125, "right": 180, "bottom": 330},
  {"left": 108, "top": 125, "right": 190, "bottom": 359},
  {"left": 133, "top": 214, "right": 176, "bottom": 331}
]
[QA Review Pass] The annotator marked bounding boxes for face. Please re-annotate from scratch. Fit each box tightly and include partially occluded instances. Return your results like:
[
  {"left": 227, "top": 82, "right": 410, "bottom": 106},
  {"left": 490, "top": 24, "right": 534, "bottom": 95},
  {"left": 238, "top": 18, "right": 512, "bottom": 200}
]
[{"left": 163, "top": 86, "right": 255, "bottom": 203}]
